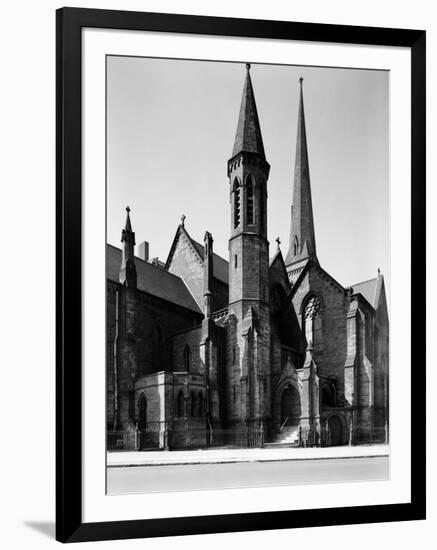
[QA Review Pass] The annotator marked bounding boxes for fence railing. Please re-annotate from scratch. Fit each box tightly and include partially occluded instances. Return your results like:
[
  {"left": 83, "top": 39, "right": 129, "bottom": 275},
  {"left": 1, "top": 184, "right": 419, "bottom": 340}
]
[
  {"left": 107, "top": 424, "right": 264, "bottom": 452},
  {"left": 298, "top": 424, "right": 389, "bottom": 448}
]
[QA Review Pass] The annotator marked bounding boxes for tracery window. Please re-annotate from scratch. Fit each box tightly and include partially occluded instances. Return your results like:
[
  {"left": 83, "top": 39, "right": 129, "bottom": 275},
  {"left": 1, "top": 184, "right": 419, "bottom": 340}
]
[{"left": 303, "top": 294, "right": 323, "bottom": 348}]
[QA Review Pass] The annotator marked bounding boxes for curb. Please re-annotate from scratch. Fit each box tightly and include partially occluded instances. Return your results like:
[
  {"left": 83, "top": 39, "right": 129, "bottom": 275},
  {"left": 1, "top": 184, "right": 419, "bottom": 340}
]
[{"left": 107, "top": 453, "right": 389, "bottom": 468}]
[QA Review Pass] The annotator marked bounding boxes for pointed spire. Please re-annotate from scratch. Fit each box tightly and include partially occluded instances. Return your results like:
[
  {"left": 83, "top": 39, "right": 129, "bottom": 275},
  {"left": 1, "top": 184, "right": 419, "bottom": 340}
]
[
  {"left": 286, "top": 78, "right": 317, "bottom": 267},
  {"left": 203, "top": 231, "right": 213, "bottom": 318},
  {"left": 123, "top": 206, "right": 133, "bottom": 236},
  {"left": 232, "top": 64, "right": 265, "bottom": 160},
  {"left": 120, "top": 206, "right": 137, "bottom": 287}
]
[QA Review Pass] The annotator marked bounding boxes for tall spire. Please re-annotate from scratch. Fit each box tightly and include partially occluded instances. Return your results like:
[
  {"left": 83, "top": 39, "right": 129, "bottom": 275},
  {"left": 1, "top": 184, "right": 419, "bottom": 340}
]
[
  {"left": 231, "top": 63, "right": 265, "bottom": 160},
  {"left": 285, "top": 78, "right": 317, "bottom": 267}
]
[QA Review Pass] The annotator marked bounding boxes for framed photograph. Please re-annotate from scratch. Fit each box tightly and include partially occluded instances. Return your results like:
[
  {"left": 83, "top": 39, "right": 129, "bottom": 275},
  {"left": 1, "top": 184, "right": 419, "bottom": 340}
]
[{"left": 56, "top": 7, "right": 426, "bottom": 543}]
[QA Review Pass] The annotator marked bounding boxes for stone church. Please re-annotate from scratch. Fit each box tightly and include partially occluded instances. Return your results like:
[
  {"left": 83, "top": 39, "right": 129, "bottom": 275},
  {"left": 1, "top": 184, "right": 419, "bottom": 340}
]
[{"left": 106, "top": 64, "right": 389, "bottom": 449}]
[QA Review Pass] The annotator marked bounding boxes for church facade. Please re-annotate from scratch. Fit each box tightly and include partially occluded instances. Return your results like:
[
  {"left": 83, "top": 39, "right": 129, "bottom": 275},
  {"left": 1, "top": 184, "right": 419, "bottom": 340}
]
[{"left": 106, "top": 65, "right": 389, "bottom": 450}]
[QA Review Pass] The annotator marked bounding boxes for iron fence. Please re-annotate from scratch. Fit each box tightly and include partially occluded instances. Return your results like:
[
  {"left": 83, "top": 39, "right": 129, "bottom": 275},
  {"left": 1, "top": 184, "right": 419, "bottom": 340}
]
[
  {"left": 107, "top": 424, "right": 264, "bottom": 451},
  {"left": 298, "top": 425, "right": 389, "bottom": 447}
]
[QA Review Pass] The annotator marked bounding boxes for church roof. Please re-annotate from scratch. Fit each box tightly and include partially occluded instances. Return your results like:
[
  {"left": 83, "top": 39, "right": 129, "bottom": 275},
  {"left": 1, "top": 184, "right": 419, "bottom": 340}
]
[
  {"left": 107, "top": 244, "right": 203, "bottom": 314},
  {"left": 165, "top": 224, "right": 230, "bottom": 286},
  {"left": 231, "top": 64, "right": 266, "bottom": 160},
  {"left": 351, "top": 276, "right": 383, "bottom": 309}
]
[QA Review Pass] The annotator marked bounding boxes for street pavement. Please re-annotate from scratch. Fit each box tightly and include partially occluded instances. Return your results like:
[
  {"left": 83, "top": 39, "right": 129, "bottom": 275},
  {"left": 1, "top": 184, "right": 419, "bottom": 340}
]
[{"left": 107, "top": 455, "right": 389, "bottom": 495}]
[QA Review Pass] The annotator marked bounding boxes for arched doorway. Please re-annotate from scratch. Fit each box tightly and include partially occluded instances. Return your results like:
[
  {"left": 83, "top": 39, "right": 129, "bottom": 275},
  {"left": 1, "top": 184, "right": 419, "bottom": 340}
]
[
  {"left": 328, "top": 415, "right": 343, "bottom": 446},
  {"left": 280, "top": 385, "right": 301, "bottom": 426},
  {"left": 138, "top": 394, "right": 148, "bottom": 450},
  {"left": 138, "top": 394, "right": 147, "bottom": 429}
]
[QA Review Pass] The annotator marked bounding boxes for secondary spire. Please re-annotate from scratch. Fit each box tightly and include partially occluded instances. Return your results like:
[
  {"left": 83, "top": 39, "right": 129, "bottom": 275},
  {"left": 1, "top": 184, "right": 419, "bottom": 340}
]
[{"left": 285, "top": 78, "right": 317, "bottom": 267}]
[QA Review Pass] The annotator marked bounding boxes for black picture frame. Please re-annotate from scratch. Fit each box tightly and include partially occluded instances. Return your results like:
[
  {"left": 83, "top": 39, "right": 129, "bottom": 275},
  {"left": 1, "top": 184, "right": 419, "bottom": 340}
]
[{"left": 56, "top": 7, "right": 426, "bottom": 543}]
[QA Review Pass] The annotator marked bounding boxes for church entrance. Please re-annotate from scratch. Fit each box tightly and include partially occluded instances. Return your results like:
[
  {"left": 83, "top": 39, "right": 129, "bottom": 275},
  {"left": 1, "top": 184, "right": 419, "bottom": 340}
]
[
  {"left": 138, "top": 394, "right": 147, "bottom": 429},
  {"left": 328, "top": 415, "right": 343, "bottom": 446},
  {"left": 280, "top": 385, "right": 301, "bottom": 426}
]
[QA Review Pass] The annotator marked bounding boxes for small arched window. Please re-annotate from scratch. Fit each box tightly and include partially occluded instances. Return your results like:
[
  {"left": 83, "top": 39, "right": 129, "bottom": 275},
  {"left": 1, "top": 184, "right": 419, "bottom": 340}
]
[
  {"left": 259, "top": 187, "right": 265, "bottom": 231},
  {"left": 246, "top": 176, "right": 254, "bottom": 225},
  {"left": 199, "top": 393, "right": 205, "bottom": 416},
  {"left": 190, "top": 391, "right": 196, "bottom": 417},
  {"left": 177, "top": 391, "right": 185, "bottom": 418},
  {"left": 293, "top": 236, "right": 299, "bottom": 256},
  {"left": 183, "top": 345, "right": 191, "bottom": 372},
  {"left": 233, "top": 179, "right": 241, "bottom": 228}
]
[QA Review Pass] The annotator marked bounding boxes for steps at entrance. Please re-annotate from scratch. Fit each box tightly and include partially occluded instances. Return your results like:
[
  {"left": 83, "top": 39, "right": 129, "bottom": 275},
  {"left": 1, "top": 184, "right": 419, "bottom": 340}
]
[{"left": 266, "top": 425, "right": 300, "bottom": 448}]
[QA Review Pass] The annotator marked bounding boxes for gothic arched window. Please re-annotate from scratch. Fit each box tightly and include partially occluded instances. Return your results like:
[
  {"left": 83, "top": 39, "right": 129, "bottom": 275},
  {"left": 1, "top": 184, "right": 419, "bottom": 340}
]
[
  {"left": 259, "top": 187, "right": 265, "bottom": 231},
  {"left": 190, "top": 391, "right": 196, "bottom": 417},
  {"left": 302, "top": 293, "right": 323, "bottom": 348},
  {"left": 294, "top": 236, "right": 299, "bottom": 256},
  {"left": 177, "top": 391, "right": 185, "bottom": 418},
  {"left": 246, "top": 176, "right": 254, "bottom": 225},
  {"left": 233, "top": 179, "right": 241, "bottom": 228},
  {"left": 199, "top": 393, "right": 205, "bottom": 416},
  {"left": 183, "top": 345, "right": 191, "bottom": 372}
]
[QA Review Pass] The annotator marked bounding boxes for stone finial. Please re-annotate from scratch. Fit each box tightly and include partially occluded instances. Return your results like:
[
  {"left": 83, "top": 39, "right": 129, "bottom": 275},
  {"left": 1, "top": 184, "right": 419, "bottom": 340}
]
[
  {"left": 181, "top": 214, "right": 186, "bottom": 227},
  {"left": 126, "top": 205, "right": 130, "bottom": 213},
  {"left": 246, "top": 63, "right": 251, "bottom": 71},
  {"left": 378, "top": 267, "right": 381, "bottom": 276},
  {"left": 299, "top": 76, "right": 304, "bottom": 85},
  {"left": 276, "top": 236, "right": 281, "bottom": 249}
]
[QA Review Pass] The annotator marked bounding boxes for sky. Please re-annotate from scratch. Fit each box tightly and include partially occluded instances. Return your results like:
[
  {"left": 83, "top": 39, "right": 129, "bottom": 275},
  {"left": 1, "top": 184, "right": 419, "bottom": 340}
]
[{"left": 106, "top": 56, "right": 389, "bottom": 300}]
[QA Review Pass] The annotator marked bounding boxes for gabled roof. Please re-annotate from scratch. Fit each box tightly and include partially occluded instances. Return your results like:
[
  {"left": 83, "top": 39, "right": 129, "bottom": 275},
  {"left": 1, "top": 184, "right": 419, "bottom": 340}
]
[
  {"left": 107, "top": 244, "right": 203, "bottom": 314},
  {"left": 231, "top": 64, "right": 266, "bottom": 160},
  {"left": 165, "top": 224, "right": 229, "bottom": 285},
  {"left": 351, "top": 275, "right": 386, "bottom": 310},
  {"left": 269, "top": 248, "right": 291, "bottom": 291},
  {"left": 290, "top": 258, "right": 345, "bottom": 298}
]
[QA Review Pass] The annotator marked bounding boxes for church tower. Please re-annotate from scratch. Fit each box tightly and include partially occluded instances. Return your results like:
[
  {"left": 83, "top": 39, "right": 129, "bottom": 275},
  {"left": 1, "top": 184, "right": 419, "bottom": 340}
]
[
  {"left": 227, "top": 64, "right": 271, "bottom": 426},
  {"left": 285, "top": 78, "right": 318, "bottom": 284}
]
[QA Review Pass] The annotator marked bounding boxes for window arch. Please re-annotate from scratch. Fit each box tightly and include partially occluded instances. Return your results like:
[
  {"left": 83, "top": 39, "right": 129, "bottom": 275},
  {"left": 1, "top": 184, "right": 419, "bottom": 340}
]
[
  {"left": 294, "top": 236, "right": 299, "bottom": 256},
  {"left": 177, "top": 391, "right": 185, "bottom": 418},
  {"left": 302, "top": 293, "right": 323, "bottom": 348},
  {"left": 259, "top": 187, "right": 265, "bottom": 231},
  {"left": 233, "top": 179, "right": 241, "bottom": 228},
  {"left": 246, "top": 175, "right": 254, "bottom": 225},
  {"left": 138, "top": 393, "right": 147, "bottom": 429},
  {"left": 199, "top": 393, "right": 205, "bottom": 417},
  {"left": 183, "top": 345, "right": 191, "bottom": 372},
  {"left": 190, "top": 391, "right": 196, "bottom": 416}
]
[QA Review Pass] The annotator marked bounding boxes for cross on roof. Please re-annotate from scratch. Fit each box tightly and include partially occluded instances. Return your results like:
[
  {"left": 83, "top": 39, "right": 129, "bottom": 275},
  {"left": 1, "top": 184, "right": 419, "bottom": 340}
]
[{"left": 181, "top": 214, "right": 186, "bottom": 227}]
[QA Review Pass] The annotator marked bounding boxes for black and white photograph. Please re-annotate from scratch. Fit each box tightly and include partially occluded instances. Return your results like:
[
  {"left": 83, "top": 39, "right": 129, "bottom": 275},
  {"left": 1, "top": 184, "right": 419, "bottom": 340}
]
[{"left": 105, "top": 56, "right": 390, "bottom": 495}]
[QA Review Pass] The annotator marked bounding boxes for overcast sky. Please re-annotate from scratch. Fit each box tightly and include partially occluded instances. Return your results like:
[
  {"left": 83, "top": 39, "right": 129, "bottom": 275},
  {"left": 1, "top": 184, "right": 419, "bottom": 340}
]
[{"left": 107, "top": 56, "right": 389, "bottom": 299}]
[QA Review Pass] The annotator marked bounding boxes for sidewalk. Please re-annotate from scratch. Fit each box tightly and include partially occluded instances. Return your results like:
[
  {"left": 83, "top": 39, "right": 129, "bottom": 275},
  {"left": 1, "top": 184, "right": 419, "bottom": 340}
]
[{"left": 107, "top": 444, "right": 389, "bottom": 467}]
